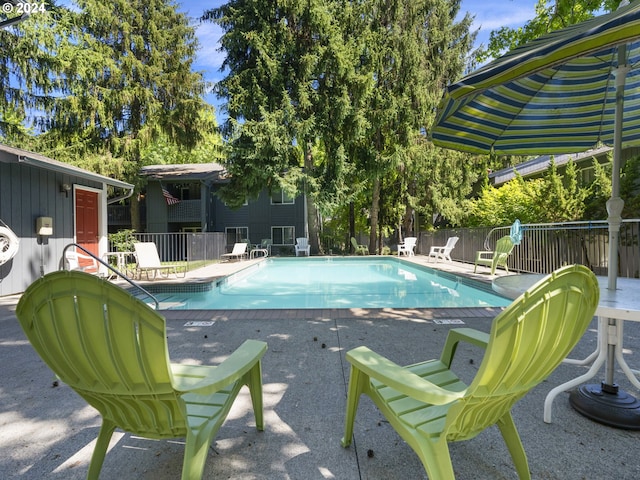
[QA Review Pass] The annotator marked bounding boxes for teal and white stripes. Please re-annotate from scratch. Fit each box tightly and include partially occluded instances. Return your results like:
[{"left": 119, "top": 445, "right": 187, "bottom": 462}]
[{"left": 432, "top": 1, "right": 640, "bottom": 155}]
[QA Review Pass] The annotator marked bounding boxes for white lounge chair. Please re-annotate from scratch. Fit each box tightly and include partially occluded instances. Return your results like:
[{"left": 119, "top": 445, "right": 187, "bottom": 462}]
[
  {"left": 222, "top": 242, "right": 249, "bottom": 262},
  {"left": 133, "top": 242, "right": 186, "bottom": 280},
  {"left": 397, "top": 237, "right": 417, "bottom": 256},
  {"left": 295, "top": 237, "right": 310, "bottom": 256},
  {"left": 427, "top": 236, "right": 459, "bottom": 263}
]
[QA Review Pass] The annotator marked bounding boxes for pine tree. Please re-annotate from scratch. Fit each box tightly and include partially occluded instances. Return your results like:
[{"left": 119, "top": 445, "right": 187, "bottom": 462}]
[{"left": 206, "top": 0, "right": 350, "bottom": 253}]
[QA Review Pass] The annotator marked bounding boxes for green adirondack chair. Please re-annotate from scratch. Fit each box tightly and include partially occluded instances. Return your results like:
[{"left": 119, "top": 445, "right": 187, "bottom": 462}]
[
  {"left": 16, "top": 270, "right": 267, "bottom": 480},
  {"left": 350, "top": 237, "right": 369, "bottom": 255},
  {"left": 474, "top": 235, "right": 515, "bottom": 275},
  {"left": 341, "top": 264, "right": 598, "bottom": 480}
]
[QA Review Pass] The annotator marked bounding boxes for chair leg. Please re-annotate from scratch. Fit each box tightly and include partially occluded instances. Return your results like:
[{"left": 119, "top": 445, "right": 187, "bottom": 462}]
[
  {"left": 417, "top": 438, "right": 457, "bottom": 480},
  {"left": 497, "top": 413, "right": 531, "bottom": 480},
  {"left": 87, "top": 419, "right": 117, "bottom": 480},
  {"left": 246, "top": 363, "right": 265, "bottom": 431},
  {"left": 182, "top": 428, "right": 214, "bottom": 480},
  {"left": 341, "top": 367, "right": 367, "bottom": 447}
]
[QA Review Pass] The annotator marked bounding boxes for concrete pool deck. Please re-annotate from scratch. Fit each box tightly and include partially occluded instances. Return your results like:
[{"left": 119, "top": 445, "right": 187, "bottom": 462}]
[{"left": 1, "top": 256, "right": 639, "bottom": 478}]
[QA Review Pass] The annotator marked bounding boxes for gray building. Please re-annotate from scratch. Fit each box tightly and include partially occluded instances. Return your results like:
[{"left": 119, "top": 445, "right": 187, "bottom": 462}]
[
  {"left": 489, "top": 146, "right": 613, "bottom": 186},
  {"left": 0, "top": 144, "right": 133, "bottom": 296},
  {"left": 139, "top": 164, "right": 307, "bottom": 254}
]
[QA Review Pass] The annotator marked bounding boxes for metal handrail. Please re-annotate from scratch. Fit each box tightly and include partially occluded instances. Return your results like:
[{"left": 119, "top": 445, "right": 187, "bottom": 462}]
[{"left": 61, "top": 243, "right": 160, "bottom": 310}]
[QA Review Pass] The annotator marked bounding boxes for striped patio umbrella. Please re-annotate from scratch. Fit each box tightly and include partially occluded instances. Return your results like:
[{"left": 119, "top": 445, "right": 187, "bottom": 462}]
[
  {"left": 431, "top": 0, "right": 640, "bottom": 291},
  {"left": 432, "top": 1, "right": 640, "bottom": 428}
]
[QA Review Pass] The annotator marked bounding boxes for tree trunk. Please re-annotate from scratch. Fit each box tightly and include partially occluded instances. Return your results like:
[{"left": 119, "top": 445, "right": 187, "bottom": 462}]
[
  {"left": 369, "top": 176, "right": 380, "bottom": 254},
  {"left": 306, "top": 196, "right": 321, "bottom": 254},
  {"left": 304, "top": 144, "right": 321, "bottom": 254},
  {"left": 403, "top": 205, "right": 414, "bottom": 237},
  {"left": 349, "top": 202, "right": 355, "bottom": 253}
]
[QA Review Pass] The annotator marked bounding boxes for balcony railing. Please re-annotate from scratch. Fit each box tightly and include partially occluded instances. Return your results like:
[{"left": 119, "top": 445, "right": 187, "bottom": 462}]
[
  {"left": 419, "top": 220, "right": 640, "bottom": 278},
  {"left": 167, "top": 199, "right": 201, "bottom": 222}
]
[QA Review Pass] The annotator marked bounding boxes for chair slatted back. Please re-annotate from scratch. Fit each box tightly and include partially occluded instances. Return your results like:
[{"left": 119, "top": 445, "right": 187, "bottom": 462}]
[
  {"left": 231, "top": 243, "right": 248, "bottom": 254},
  {"left": 134, "top": 242, "right": 163, "bottom": 268},
  {"left": 445, "top": 265, "right": 598, "bottom": 440},
  {"left": 17, "top": 271, "right": 187, "bottom": 438},
  {"left": 494, "top": 236, "right": 515, "bottom": 264},
  {"left": 445, "top": 237, "right": 459, "bottom": 249}
]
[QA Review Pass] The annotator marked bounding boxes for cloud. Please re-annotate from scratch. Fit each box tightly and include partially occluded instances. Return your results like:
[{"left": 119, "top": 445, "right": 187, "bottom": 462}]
[
  {"left": 194, "top": 22, "right": 226, "bottom": 72},
  {"left": 472, "top": 5, "right": 536, "bottom": 31},
  {"left": 460, "top": 0, "right": 537, "bottom": 46}
]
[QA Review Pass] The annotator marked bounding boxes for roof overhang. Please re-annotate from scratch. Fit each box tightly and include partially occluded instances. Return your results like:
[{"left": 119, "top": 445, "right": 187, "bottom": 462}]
[
  {"left": 0, "top": 144, "right": 134, "bottom": 200},
  {"left": 489, "top": 146, "right": 613, "bottom": 186},
  {"left": 140, "top": 163, "right": 228, "bottom": 183}
]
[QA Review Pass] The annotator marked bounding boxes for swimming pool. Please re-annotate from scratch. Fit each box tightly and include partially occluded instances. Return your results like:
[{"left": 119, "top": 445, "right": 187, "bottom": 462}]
[{"left": 141, "top": 257, "right": 511, "bottom": 310}]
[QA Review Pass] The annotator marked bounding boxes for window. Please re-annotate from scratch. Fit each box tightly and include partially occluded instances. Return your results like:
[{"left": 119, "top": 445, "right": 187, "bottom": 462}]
[
  {"left": 271, "top": 188, "right": 294, "bottom": 205},
  {"left": 271, "top": 226, "right": 294, "bottom": 245},
  {"left": 226, "top": 227, "right": 249, "bottom": 245}
]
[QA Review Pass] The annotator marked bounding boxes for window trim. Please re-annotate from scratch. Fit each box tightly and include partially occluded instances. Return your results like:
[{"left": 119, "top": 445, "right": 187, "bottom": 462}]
[
  {"left": 225, "top": 226, "right": 249, "bottom": 245},
  {"left": 271, "top": 226, "right": 295, "bottom": 245},
  {"left": 270, "top": 189, "right": 295, "bottom": 205}
]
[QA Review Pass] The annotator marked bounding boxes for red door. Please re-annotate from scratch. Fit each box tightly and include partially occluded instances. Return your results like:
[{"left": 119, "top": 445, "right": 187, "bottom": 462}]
[{"left": 75, "top": 189, "right": 99, "bottom": 269}]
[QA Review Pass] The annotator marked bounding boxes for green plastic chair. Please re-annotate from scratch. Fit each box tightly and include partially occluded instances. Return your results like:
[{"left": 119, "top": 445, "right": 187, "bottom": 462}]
[
  {"left": 16, "top": 270, "right": 267, "bottom": 480},
  {"left": 341, "top": 264, "right": 598, "bottom": 479},
  {"left": 350, "top": 237, "right": 369, "bottom": 255},
  {"left": 474, "top": 235, "right": 515, "bottom": 275}
]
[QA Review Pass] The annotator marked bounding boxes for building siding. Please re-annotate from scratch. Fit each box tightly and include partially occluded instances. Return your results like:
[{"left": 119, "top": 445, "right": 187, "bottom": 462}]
[{"left": 0, "top": 154, "right": 104, "bottom": 296}]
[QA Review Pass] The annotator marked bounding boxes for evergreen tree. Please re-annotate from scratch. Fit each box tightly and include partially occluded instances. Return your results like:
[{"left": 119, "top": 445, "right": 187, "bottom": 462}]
[
  {"left": 0, "top": 1, "right": 72, "bottom": 142},
  {"left": 349, "top": 0, "right": 474, "bottom": 250},
  {"left": 1, "top": 1, "right": 211, "bottom": 230},
  {"left": 207, "top": 0, "right": 370, "bottom": 253},
  {"left": 208, "top": 0, "right": 475, "bottom": 252}
]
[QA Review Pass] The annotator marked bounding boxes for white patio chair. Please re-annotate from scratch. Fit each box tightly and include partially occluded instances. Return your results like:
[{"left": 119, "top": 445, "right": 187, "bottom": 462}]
[
  {"left": 221, "top": 242, "right": 249, "bottom": 262},
  {"left": 427, "top": 236, "right": 459, "bottom": 263},
  {"left": 133, "top": 242, "right": 186, "bottom": 280},
  {"left": 295, "top": 237, "right": 310, "bottom": 256},
  {"left": 397, "top": 237, "right": 417, "bottom": 256},
  {"left": 64, "top": 249, "right": 100, "bottom": 275}
]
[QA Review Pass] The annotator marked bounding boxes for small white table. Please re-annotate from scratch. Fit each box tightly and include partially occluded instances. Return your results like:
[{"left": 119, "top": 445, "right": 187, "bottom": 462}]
[
  {"left": 493, "top": 274, "right": 640, "bottom": 426},
  {"left": 103, "top": 251, "right": 133, "bottom": 276}
]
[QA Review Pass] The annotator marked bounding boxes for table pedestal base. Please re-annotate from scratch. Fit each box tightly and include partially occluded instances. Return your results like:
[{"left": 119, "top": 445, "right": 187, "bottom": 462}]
[{"left": 569, "top": 383, "right": 640, "bottom": 430}]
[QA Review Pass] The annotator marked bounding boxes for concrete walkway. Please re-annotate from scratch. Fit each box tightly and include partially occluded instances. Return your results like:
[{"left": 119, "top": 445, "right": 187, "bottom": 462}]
[{"left": 1, "top": 256, "right": 639, "bottom": 479}]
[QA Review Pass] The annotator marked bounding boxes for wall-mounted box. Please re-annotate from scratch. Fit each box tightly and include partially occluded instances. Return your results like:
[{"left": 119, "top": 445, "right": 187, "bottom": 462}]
[{"left": 36, "top": 217, "right": 53, "bottom": 236}]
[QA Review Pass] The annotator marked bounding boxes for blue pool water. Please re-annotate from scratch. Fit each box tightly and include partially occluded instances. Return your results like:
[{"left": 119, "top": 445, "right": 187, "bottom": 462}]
[{"left": 144, "top": 257, "right": 511, "bottom": 310}]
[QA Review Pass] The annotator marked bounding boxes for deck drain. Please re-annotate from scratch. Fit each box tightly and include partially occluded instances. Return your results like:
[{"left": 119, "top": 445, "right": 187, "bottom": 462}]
[{"left": 184, "top": 321, "right": 215, "bottom": 327}]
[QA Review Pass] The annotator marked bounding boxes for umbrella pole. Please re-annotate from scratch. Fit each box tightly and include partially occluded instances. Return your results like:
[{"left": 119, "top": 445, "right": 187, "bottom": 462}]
[
  {"left": 570, "top": 50, "right": 640, "bottom": 429},
  {"left": 605, "top": 48, "right": 630, "bottom": 292}
]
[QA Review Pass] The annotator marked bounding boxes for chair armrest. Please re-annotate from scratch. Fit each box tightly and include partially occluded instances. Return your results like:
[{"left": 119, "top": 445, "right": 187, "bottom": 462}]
[
  {"left": 346, "top": 346, "right": 466, "bottom": 405},
  {"left": 475, "top": 251, "right": 494, "bottom": 261},
  {"left": 171, "top": 339, "right": 267, "bottom": 395},
  {"left": 429, "top": 246, "right": 445, "bottom": 254},
  {"left": 439, "top": 327, "right": 489, "bottom": 368}
]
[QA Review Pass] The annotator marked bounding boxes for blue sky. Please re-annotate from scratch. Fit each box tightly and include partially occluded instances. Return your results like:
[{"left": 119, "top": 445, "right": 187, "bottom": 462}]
[{"left": 179, "top": 0, "right": 538, "bottom": 123}]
